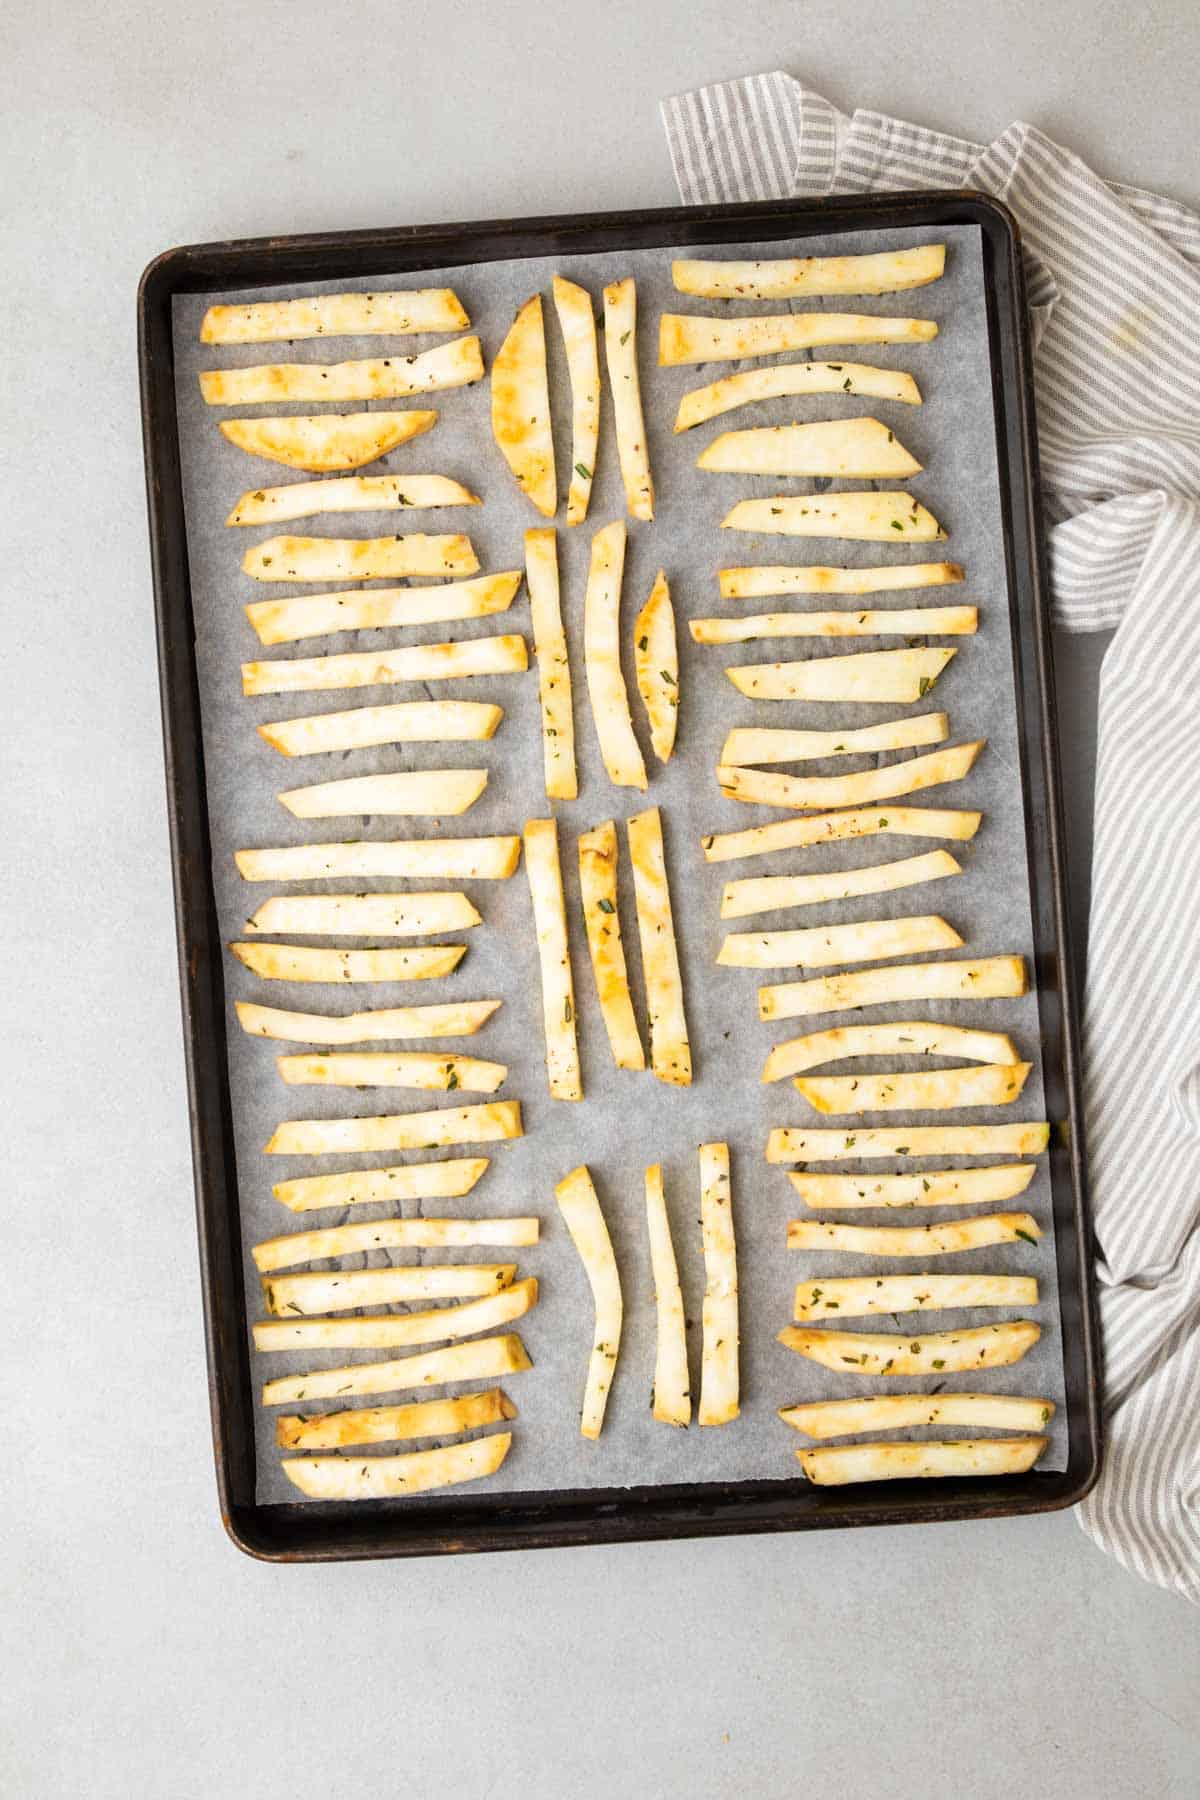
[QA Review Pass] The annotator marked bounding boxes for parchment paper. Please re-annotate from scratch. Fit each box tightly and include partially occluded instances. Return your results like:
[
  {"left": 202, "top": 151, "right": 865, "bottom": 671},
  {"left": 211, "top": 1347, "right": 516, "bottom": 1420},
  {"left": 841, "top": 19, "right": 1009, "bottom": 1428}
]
[{"left": 172, "top": 222, "right": 1067, "bottom": 1506}]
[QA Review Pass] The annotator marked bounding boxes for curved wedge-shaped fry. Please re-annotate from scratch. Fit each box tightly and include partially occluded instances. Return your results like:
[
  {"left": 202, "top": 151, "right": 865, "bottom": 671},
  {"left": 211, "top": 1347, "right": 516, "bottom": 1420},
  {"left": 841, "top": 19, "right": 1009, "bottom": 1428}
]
[
  {"left": 257, "top": 701, "right": 503, "bottom": 757},
  {"left": 659, "top": 312, "right": 937, "bottom": 365},
  {"left": 525, "top": 529, "right": 577, "bottom": 800},
  {"left": 780, "top": 1390, "right": 1053, "bottom": 1439},
  {"left": 628, "top": 807, "right": 692, "bottom": 1086},
  {"left": 202, "top": 288, "right": 469, "bottom": 343},
  {"left": 248, "top": 574, "right": 521, "bottom": 646},
  {"left": 235, "top": 836, "right": 520, "bottom": 883},
  {"left": 645, "top": 1165, "right": 689, "bottom": 1426},
  {"left": 276, "top": 1052, "right": 507, "bottom": 1093},
  {"left": 584, "top": 521, "right": 647, "bottom": 789},
  {"left": 229, "top": 943, "right": 465, "bottom": 984},
  {"left": 720, "top": 914, "right": 962, "bottom": 971},
  {"left": 604, "top": 278, "right": 654, "bottom": 520},
  {"left": 219, "top": 411, "right": 437, "bottom": 472},
  {"left": 766, "top": 1123, "right": 1051, "bottom": 1163},
  {"left": 262, "top": 1332, "right": 529, "bottom": 1405},
  {"left": 727, "top": 647, "right": 954, "bottom": 704},
  {"left": 696, "top": 608, "right": 976, "bottom": 645},
  {"left": 242, "top": 634, "right": 528, "bottom": 696},
  {"left": 200, "top": 336, "right": 484, "bottom": 404},
  {"left": 237, "top": 999, "right": 500, "bottom": 1045},
  {"left": 492, "top": 295, "right": 556, "bottom": 517},
  {"left": 721, "top": 561, "right": 963, "bottom": 599},
  {"left": 675, "top": 362, "right": 921, "bottom": 432},
  {"left": 723, "top": 493, "right": 945, "bottom": 542},
  {"left": 277, "top": 1389, "right": 516, "bottom": 1452},
  {"left": 718, "top": 742, "right": 983, "bottom": 811},
  {"left": 787, "top": 1165, "right": 1038, "bottom": 1211},
  {"left": 796, "top": 1063, "right": 1032, "bottom": 1115},
  {"left": 244, "top": 892, "right": 480, "bottom": 937},
  {"left": 228, "top": 474, "right": 478, "bottom": 527},
  {"left": 700, "top": 419, "right": 921, "bottom": 479},
  {"left": 282, "top": 1433, "right": 512, "bottom": 1501},
  {"left": 578, "top": 821, "right": 644, "bottom": 1071},
  {"left": 556, "top": 1166, "right": 623, "bottom": 1439},
  {"left": 553, "top": 275, "right": 600, "bottom": 524},
  {"left": 720, "top": 716, "right": 948, "bottom": 766},
  {"left": 272, "top": 1157, "right": 490, "bottom": 1213},
  {"left": 763, "top": 1020, "right": 1018, "bottom": 1080},
  {"left": 699, "top": 1142, "right": 739, "bottom": 1426},
  {"left": 242, "top": 532, "right": 478, "bottom": 583},
  {"left": 792, "top": 1272, "right": 1037, "bottom": 1323},
  {"left": 673, "top": 245, "right": 946, "bottom": 301},
  {"left": 702, "top": 805, "right": 981, "bottom": 864},
  {"left": 786, "top": 1213, "right": 1041, "bottom": 1258},
  {"left": 723, "top": 851, "right": 961, "bottom": 922},
  {"left": 263, "top": 1264, "right": 516, "bottom": 1316},
  {"left": 634, "top": 570, "right": 678, "bottom": 762},
  {"left": 798, "top": 1436, "right": 1045, "bottom": 1486},
  {"left": 265, "top": 1100, "right": 523, "bottom": 1157},
  {"left": 255, "top": 1218, "right": 538, "bottom": 1273},
  {"left": 759, "top": 954, "right": 1028, "bottom": 1021},
  {"left": 524, "top": 818, "right": 582, "bottom": 1101},
  {"left": 277, "top": 769, "right": 487, "bottom": 819},
  {"left": 778, "top": 1319, "right": 1042, "bottom": 1375}
]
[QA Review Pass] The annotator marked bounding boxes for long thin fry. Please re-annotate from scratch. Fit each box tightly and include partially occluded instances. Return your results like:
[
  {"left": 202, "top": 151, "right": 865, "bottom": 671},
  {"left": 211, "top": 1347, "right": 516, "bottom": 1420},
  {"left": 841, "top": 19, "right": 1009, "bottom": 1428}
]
[
  {"left": 673, "top": 245, "right": 946, "bottom": 301},
  {"left": 263, "top": 1332, "right": 530, "bottom": 1404},
  {"left": 763, "top": 1020, "right": 1018, "bottom": 1080},
  {"left": 702, "top": 805, "right": 981, "bottom": 864},
  {"left": 787, "top": 1166, "right": 1037, "bottom": 1211},
  {"left": 766, "top": 1123, "right": 1051, "bottom": 1163},
  {"left": 604, "top": 277, "right": 654, "bottom": 520},
  {"left": 243, "top": 633, "right": 527, "bottom": 696},
  {"left": 229, "top": 943, "right": 465, "bottom": 984},
  {"left": 492, "top": 294, "right": 556, "bottom": 516},
  {"left": 200, "top": 336, "right": 484, "bottom": 404},
  {"left": 272, "top": 1158, "right": 490, "bottom": 1214},
  {"left": 219, "top": 410, "right": 437, "bottom": 473},
  {"left": 553, "top": 275, "right": 600, "bottom": 524},
  {"left": 718, "top": 742, "right": 983, "bottom": 812},
  {"left": 202, "top": 288, "right": 470, "bottom": 343},
  {"left": 244, "top": 892, "right": 480, "bottom": 937},
  {"left": 659, "top": 313, "right": 938, "bottom": 365},
  {"left": 726, "top": 646, "right": 955, "bottom": 704},
  {"left": 257, "top": 701, "right": 502, "bottom": 758},
  {"left": 675, "top": 362, "right": 921, "bottom": 432},
  {"left": 247, "top": 574, "right": 521, "bottom": 646},
  {"left": 524, "top": 818, "right": 582, "bottom": 1101},
  {"left": 699, "top": 418, "right": 921, "bottom": 479},
  {"left": 255, "top": 1217, "right": 538, "bottom": 1272},
  {"left": 719, "top": 914, "right": 962, "bottom": 970},
  {"left": 276, "top": 1052, "right": 507, "bottom": 1093},
  {"left": 282, "top": 1433, "right": 512, "bottom": 1501},
  {"left": 785, "top": 1213, "right": 1041, "bottom": 1258},
  {"left": 722, "top": 851, "right": 961, "bottom": 921},
  {"left": 264, "top": 1263, "right": 516, "bottom": 1316},
  {"left": 722, "top": 492, "right": 945, "bottom": 542},
  {"left": 721, "top": 561, "right": 963, "bottom": 599},
  {"left": 276, "top": 769, "right": 487, "bottom": 819},
  {"left": 645, "top": 1165, "right": 689, "bottom": 1426},
  {"left": 265, "top": 1100, "right": 523, "bottom": 1156},
  {"left": 584, "top": 521, "right": 647, "bottom": 789},
  {"left": 792, "top": 1272, "right": 1037, "bottom": 1322},
  {"left": 277, "top": 1388, "right": 516, "bottom": 1451},
  {"left": 778, "top": 1319, "right": 1041, "bottom": 1375},
  {"left": 242, "top": 532, "right": 478, "bottom": 583},
  {"left": 698, "top": 1142, "right": 739, "bottom": 1426},
  {"left": 720, "top": 716, "right": 948, "bottom": 766},
  {"left": 525, "top": 528, "right": 577, "bottom": 799},
  {"left": 780, "top": 1391, "right": 1054, "bottom": 1439},
  {"left": 578, "top": 821, "right": 644, "bottom": 1070},
  {"left": 236, "top": 837, "right": 520, "bottom": 883},
  {"left": 556, "top": 1166, "right": 623, "bottom": 1439},
  {"left": 796, "top": 1063, "right": 1032, "bottom": 1115},
  {"left": 253, "top": 1276, "right": 537, "bottom": 1351},
  {"left": 633, "top": 570, "right": 679, "bottom": 763},
  {"left": 695, "top": 607, "right": 977, "bottom": 644},
  {"left": 228, "top": 474, "right": 479, "bottom": 527},
  {"left": 237, "top": 1000, "right": 500, "bottom": 1045},
  {"left": 627, "top": 806, "right": 692, "bottom": 1085},
  {"left": 798, "top": 1437, "right": 1045, "bottom": 1486},
  {"left": 760, "top": 954, "right": 1028, "bottom": 1020}
]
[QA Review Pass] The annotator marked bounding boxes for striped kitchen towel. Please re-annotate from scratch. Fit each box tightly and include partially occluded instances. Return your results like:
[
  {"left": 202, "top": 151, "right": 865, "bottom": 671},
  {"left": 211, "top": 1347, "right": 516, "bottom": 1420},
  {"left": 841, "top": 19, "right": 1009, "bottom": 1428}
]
[{"left": 662, "top": 72, "right": 1200, "bottom": 1603}]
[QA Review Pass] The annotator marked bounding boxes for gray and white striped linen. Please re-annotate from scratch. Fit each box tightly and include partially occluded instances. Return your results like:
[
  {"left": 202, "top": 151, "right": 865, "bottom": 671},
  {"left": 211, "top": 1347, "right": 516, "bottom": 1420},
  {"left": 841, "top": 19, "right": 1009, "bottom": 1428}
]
[{"left": 662, "top": 71, "right": 1200, "bottom": 1603}]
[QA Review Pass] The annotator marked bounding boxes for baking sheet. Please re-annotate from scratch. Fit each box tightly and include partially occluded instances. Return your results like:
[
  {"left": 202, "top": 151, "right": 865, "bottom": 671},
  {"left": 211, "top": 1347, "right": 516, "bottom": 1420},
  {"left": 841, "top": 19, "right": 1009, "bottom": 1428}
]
[{"left": 171, "top": 221, "right": 1067, "bottom": 1506}]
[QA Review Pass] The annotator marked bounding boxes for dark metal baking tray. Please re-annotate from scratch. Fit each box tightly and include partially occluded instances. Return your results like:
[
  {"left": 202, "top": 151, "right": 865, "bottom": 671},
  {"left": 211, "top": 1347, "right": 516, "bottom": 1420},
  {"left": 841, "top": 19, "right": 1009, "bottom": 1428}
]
[{"left": 138, "top": 191, "right": 1100, "bottom": 1561}]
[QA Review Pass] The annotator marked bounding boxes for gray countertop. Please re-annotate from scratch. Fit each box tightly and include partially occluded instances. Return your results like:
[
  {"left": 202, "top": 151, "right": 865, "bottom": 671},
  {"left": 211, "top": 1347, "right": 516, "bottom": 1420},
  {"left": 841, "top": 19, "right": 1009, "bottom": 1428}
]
[{"left": 3, "top": 3, "right": 1197, "bottom": 1794}]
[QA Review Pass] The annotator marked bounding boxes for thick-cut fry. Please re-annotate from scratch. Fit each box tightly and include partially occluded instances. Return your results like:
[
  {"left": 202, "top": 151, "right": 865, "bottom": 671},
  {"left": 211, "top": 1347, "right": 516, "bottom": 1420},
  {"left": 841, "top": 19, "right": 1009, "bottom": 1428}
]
[
  {"left": 721, "top": 716, "right": 948, "bottom": 766},
  {"left": 627, "top": 806, "right": 692, "bottom": 1086},
  {"left": 272, "top": 1158, "right": 490, "bottom": 1214},
  {"left": 200, "top": 337, "right": 485, "bottom": 405},
  {"left": 229, "top": 943, "right": 465, "bottom": 984},
  {"left": 282, "top": 1433, "right": 512, "bottom": 1501},
  {"left": 698, "top": 1143, "right": 739, "bottom": 1426},
  {"left": 242, "top": 532, "right": 478, "bottom": 583},
  {"left": 244, "top": 891, "right": 479, "bottom": 937},
  {"left": 236, "top": 837, "right": 520, "bottom": 884},
  {"left": 763, "top": 1020, "right": 1018, "bottom": 1081},
  {"left": 277, "top": 1052, "right": 507, "bottom": 1093},
  {"left": 797, "top": 1063, "right": 1032, "bottom": 1115},
  {"left": 760, "top": 954, "right": 1028, "bottom": 1020},
  {"left": 718, "top": 742, "right": 983, "bottom": 813},
  {"left": 634, "top": 570, "right": 679, "bottom": 762},
  {"left": 673, "top": 245, "right": 947, "bottom": 301},
  {"left": 256, "top": 1218, "right": 538, "bottom": 1273},
  {"left": 247, "top": 574, "right": 521, "bottom": 646},
  {"left": 556, "top": 1166, "right": 623, "bottom": 1439},
  {"left": 242, "top": 634, "right": 528, "bottom": 695},
  {"left": 696, "top": 608, "right": 976, "bottom": 645},
  {"left": 277, "top": 1388, "right": 516, "bottom": 1451},
  {"left": 659, "top": 312, "right": 938, "bottom": 365},
  {"left": 253, "top": 1276, "right": 537, "bottom": 1351},
  {"left": 789, "top": 1166, "right": 1038, "bottom": 1211},
  {"left": 722, "top": 851, "right": 961, "bottom": 921},
  {"left": 645, "top": 1165, "right": 689, "bottom": 1426},
  {"left": 720, "top": 914, "right": 962, "bottom": 971},
  {"left": 492, "top": 295, "right": 556, "bottom": 517},
  {"left": 228, "top": 474, "right": 479, "bottom": 527},
  {"left": 264, "top": 1263, "right": 517, "bottom": 1316},
  {"left": 702, "top": 805, "right": 981, "bottom": 864},
  {"left": 524, "top": 528, "right": 577, "bottom": 800},
  {"left": 237, "top": 1000, "right": 499, "bottom": 1046},
  {"left": 277, "top": 769, "right": 487, "bottom": 819},
  {"left": 722, "top": 493, "right": 945, "bottom": 542},
  {"left": 792, "top": 1272, "right": 1037, "bottom": 1322},
  {"left": 675, "top": 363, "right": 921, "bottom": 432},
  {"left": 780, "top": 1391, "right": 1054, "bottom": 1439},
  {"left": 721, "top": 561, "right": 963, "bottom": 599},
  {"left": 700, "top": 418, "right": 921, "bottom": 480},
  {"left": 578, "top": 822, "right": 644, "bottom": 1071},
  {"left": 778, "top": 1319, "right": 1042, "bottom": 1375},
  {"left": 524, "top": 819, "right": 582, "bottom": 1101},
  {"left": 202, "top": 289, "right": 470, "bottom": 344},
  {"left": 219, "top": 411, "right": 437, "bottom": 472},
  {"left": 604, "top": 277, "right": 654, "bottom": 520},
  {"left": 727, "top": 647, "right": 954, "bottom": 704},
  {"left": 264, "top": 1333, "right": 530, "bottom": 1406},
  {"left": 265, "top": 1100, "right": 523, "bottom": 1157},
  {"left": 766, "top": 1123, "right": 1051, "bottom": 1163},
  {"left": 798, "top": 1436, "right": 1046, "bottom": 1486},
  {"left": 584, "top": 521, "right": 647, "bottom": 790},
  {"left": 785, "top": 1213, "right": 1041, "bottom": 1258},
  {"left": 553, "top": 275, "right": 600, "bottom": 524},
  {"left": 257, "top": 701, "right": 502, "bottom": 758}
]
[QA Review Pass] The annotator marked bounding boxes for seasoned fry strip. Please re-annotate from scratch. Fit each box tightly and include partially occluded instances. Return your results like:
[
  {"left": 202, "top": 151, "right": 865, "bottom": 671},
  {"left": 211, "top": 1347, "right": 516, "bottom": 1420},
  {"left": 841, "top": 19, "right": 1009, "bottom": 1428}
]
[
  {"left": 700, "top": 418, "right": 921, "bottom": 479},
  {"left": 721, "top": 561, "right": 963, "bottom": 599},
  {"left": 277, "top": 1052, "right": 507, "bottom": 1093},
  {"left": 604, "top": 277, "right": 654, "bottom": 520},
  {"left": 236, "top": 836, "right": 520, "bottom": 883},
  {"left": 718, "top": 742, "right": 983, "bottom": 812},
  {"left": 659, "top": 313, "right": 938, "bottom": 365},
  {"left": 698, "top": 1142, "right": 739, "bottom": 1426},
  {"left": 720, "top": 914, "right": 962, "bottom": 970},
  {"left": 277, "top": 769, "right": 487, "bottom": 820},
  {"left": 525, "top": 529, "right": 577, "bottom": 800},
  {"left": 202, "top": 289, "right": 468, "bottom": 343},
  {"left": 721, "top": 716, "right": 948, "bottom": 765},
  {"left": 282, "top": 1433, "right": 512, "bottom": 1501},
  {"left": 265, "top": 1100, "right": 523, "bottom": 1156},
  {"left": 798, "top": 1437, "right": 1046, "bottom": 1486},
  {"left": 760, "top": 954, "right": 1028, "bottom": 1020},
  {"left": 727, "top": 647, "right": 954, "bottom": 704},
  {"left": 702, "top": 805, "right": 981, "bottom": 864},
  {"left": 230, "top": 943, "right": 465, "bottom": 984},
  {"left": 673, "top": 245, "right": 947, "bottom": 301},
  {"left": 253, "top": 1276, "right": 537, "bottom": 1350},
  {"left": 276, "top": 1388, "right": 516, "bottom": 1451},
  {"left": 242, "top": 532, "right": 478, "bottom": 583},
  {"left": 780, "top": 1391, "right": 1054, "bottom": 1438},
  {"left": 247, "top": 574, "right": 521, "bottom": 646},
  {"left": 264, "top": 1333, "right": 530, "bottom": 1406},
  {"left": 584, "top": 521, "right": 647, "bottom": 789},
  {"left": 238, "top": 1000, "right": 499, "bottom": 1046},
  {"left": 723, "top": 851, "right": 961, "bottom": 921},
  {"left": 634, "top": 571, "right": 679, "bottom": 763},
  {"left": 258, "top": 701, "right": 503, "bottom": 757},
  {"left": 787, "top": 1165, "right": 1038, "bottom": 1211},
  {"left": 696, "top": 608, "right": 976, "bottom": 644},
  {"left": 796, "top": 1063, "right": 1032, "bottom": 1115},
  {"left": 256, "top": 1218, "right": 537, "bottom": 1271},
  {"left": 272, "top": 1158, "right": 490, "bottom": 1214},
  {"left": 244, "top": 892, "right": 479, "bottom": 937},
  {"left": 578, "top": 822, "right": 644, "bottom": 1070},
  {"left": 219, "top": 411, "right": 437, "bottom": 473},
  {"left": 767, "top": 1123, "right": 1051, "bottom": 1163},
  {"left": 492, "top": 295, "right": 555, "bottom": 517},
  {"left": 242, "top": 634, "right": 528, "bottom": 695},
  {"left": 778, "top": 1319, "right": 1042, "bottom": 1374},
  {"left": 786, "top": 1213, "right": 1041, "bottom": 1258},
  {"left": 556, "top": 1166, "right": 623, "bottom": 1439},
  {"left": 645, "top": 1165, "right": 689, "bottom": 1426},
  {"left": 628, "top": 806, "right": 692, "bottom": 1085},
  {"left": 524, "top": 818, "right": 582, "bottom": 1101},
  {"left": 200, "top": 336, "right": 484, "bottom": 404},
  {"left": 264, "top": 1264, "right": 517, "bottom": 1316},
  {"left": 763, "top": 1020, "right": 1018, "bottom": 1080},
  {"left": 553, "top": 275, "right": 601, "bottom": 524},
  {"left": 228, "top": 474, "right": 478, "bottom": 527},
  {"left": 793, "top": 1272, "right": 1037, "bottom": 1322},
  {"left": 675, "top": 363, "right": 921, "bottom": 432},
  {"left": 723, "top": 493, "right": 945, "bottom": 542}
]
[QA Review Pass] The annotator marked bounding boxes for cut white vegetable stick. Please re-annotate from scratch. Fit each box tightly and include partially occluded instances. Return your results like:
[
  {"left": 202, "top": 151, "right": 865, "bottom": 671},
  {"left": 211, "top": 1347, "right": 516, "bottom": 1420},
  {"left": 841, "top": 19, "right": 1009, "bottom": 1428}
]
[
  {"left": 524, "top": 528, "right": 577, "bottom": 800},
  {"left": 491, "top": 295, "right": 556, "bottom": 517},
  {"left": 229, "top": 943, "right": 465, "bottom": 984},
  {"left": 723, "top": 850, "right": 961, "bottom": 921},
  {"left": 237, "top": 1000, "right": 500, "bottom": 1046},
  {"left": 200, "top": 336, "right": 485, "bottom": 404},
  {"left": 778, "top": 1319, "right": 1042, "bottom": 1375},
  {"left": 796, "top": 1062, "right": 1032, "bottom": 1115},
  {"left": 553, "top": 275, "right": 601, "bottom": 525},
  {"left": 673, "top": 245, "right": 946, "bottom": 301},
  {"left": 277, "top": 1388, "right": 516, "bottom": 1451},
  {"left": 792, "top": 1272, "right": 1038, "bottom": 1323},
  {"left": 276, "top": 1052, "right": 507, "bottom": 1093},
  {"left": 255, "top": 1218, "right": 539, "bottom": 1273},
  {"left": 254, "top": 1275, "right": 537, "bottom": 1350},
  {"left": 242, "top": 634, "right": 528, "bottom": 695},
  {"left": 766, "top": 1123, "right": 1051, "bottom": 1163},
  {"left": 556, "top": 1166, "right": 624, "bottom": 1439},
  {"left": 524, "top": 818, "right": 582, "bottom": 1101},
  {"left": 759, "top": 954, "right": 1028, "bottom": 1021},
  {"left": 272, "top": 1158, "right": 490, "bottom": 1214},
  {"left": 698, "top": 1142, "right": 739, "bottom": 1427},
  {"left": 244, "top": 892, "right": 480, "bottom": 938},
  {"left": 584, "top": 521, "right": 647, "bottom": 790},
  {"left": 717, "top": 742, "right": 983, "bottom": 812},
  {"left": 721, "top": 561, "right": 963, "bottom": 599},
  {"left": 720, "top": 914, "right": 962, "bottom": 971},
  {"left": 659, "top": 312, "right": 938, "bottom": 365},
  {"left": 604, "top": 277, "right": 654, "bottom": 521},
  {"left": 702, "top": 805, "right": 981, "bottom": 864},
  {"left": 763, "top": 1020, "right": 1018, "bottom": 1080},
  {"left": 720, "top": 715, "right": 948, "bottom": 766},
  {"left": 577, "top": 822, "right": 644, "bottom": 1072},
  {"left": 219, "top": 411, "right": 437, "bottom": 473},
  {"left": 787, "top": 1164, "right": 1038, "bottom": 1211},
  {"left": 780, "top": 1390, "right": 1054, "bottom": 1439},
  {"left": 242, "top": 532, "right": 478, "bottom": 583},
  {"left": 798, "top": 1436, "right": 1046, "bottom": 1486},
  {"left": 634, "top": 570, "right": 679, "bottom": 763},
  {"left": 785, "top": 1213, "right": 1041, "bottom": 1258},
  {"left": 644, "top": 1165, "right": 690, "bottom": 1426},
  {"left": 202, "top": 289, "right": 469, "bottom": 344},
  {"left": 265, "top": 1100, "right": 523, "bottom": 1156},
  {"left": 264, "top": 1333, "right": 530, "bottom": 1406},
  {"left": 247, "top": 573, "right": 521, "bottom": 646},
  {"left": 722, "top": 492, "right": 945, "bottom": 542},
  {"left": 675, "top": 363, "right": 921, "bottom": 432},
  {"left": 727, "top": 647, "right": 954, "bottom": 704},
  {"left": 695, "top": 607, "right": 976, "bottom": 644},
  {"left": 627, "top": 806, "right": 693, "bottom": 1086},
  {"left": 282, "top": 1433, "right": 512, "bottom": 1501},
  {"left": 264, "top": 1264, "right": 516, "bottom": 1316},
  {"left": 236, "top": 837, "right": 520, "bottom": 883},
  {"left": 257, "top": 701, "right": 502, "bottom": 758},
  {"left": 277, "top": 769, "right": 488, "bottom": 819},
  {"left": 228, "top": 474, "right": 479, "bottom": 527},
  {"left": 700, "top": 418, "right": 921, "bottom": 479}
]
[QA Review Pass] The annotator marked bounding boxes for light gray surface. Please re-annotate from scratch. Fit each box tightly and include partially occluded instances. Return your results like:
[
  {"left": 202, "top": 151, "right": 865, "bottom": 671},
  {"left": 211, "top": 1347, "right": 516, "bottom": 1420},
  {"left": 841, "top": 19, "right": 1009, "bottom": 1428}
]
[{"left": 2, "top": 2, "right": 1197, "bottom": 1795}]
